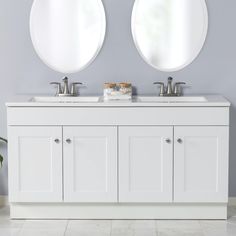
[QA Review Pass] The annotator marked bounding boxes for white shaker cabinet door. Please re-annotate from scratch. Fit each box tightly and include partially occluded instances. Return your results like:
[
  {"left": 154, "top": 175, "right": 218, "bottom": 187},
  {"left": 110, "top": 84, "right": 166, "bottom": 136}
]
[
  {"left": 8, "top": 126, "right": 63, "bottom": 202},
  {"left": 119, "top": 126, "right": 173, "bottom": 203},
  {"left": 174, "top": 126, "right": 229, "bottom": 203},
  {"left": 63, "top": 126, "right": 117, "bottom": 202}
]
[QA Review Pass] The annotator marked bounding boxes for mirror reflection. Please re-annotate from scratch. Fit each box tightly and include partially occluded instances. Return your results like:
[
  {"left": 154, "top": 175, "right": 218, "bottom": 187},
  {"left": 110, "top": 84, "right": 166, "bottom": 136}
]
[
  {"left": 30, "top": 0, "right": 106, "bottom": 74},
  {"left": 132, "top": 0, "right": 208, "bottom": 71}
]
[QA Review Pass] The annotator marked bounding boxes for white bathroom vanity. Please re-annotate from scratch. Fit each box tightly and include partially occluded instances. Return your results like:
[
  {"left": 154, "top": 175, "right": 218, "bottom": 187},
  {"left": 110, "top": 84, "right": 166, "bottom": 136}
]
[{"left": 6, "top": 95, "right": 230, "bottom": 219}]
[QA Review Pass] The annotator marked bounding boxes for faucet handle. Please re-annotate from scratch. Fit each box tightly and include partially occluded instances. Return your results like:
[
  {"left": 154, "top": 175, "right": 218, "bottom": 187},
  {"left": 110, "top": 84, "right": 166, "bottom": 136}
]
[
  {"left": 174, "top": 82, "right": 186, "bottom": 96},
  {"left": 175, "top": 82, "right": 186, "bottom": 85},
  {"left": 71, "top": 82, "right": 83, "bottom": 96},
  {"left": 50, "top": 82, "right": 62, "bottom": 96},
  {"left": 154, "top": 82, "right": 165, "bottom": 96}
]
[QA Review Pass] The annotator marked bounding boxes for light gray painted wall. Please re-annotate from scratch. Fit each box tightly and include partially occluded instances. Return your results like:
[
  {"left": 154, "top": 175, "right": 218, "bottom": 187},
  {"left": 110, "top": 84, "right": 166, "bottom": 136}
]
[{"left": 0, "top": 0, "right": 235, "bottom": 196}]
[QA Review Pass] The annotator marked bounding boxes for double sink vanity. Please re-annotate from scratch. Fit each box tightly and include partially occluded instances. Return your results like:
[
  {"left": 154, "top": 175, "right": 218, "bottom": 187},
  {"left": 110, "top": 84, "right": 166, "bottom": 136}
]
[
  {"left": 6, "top": 0, "right": 230, "bottom": 220},
  {"left": 6, "top": 93, "right": 230, "bottom": 219}
]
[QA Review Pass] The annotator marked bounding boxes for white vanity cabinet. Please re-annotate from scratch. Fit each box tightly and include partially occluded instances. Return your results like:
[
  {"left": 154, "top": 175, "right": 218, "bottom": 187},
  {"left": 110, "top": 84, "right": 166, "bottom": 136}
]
[
  {"left": 119, "top": 126, "right": 229, "bottom": 203},
  {"left": 8, "top": 126, "right": 117, "bottom": 203},
  {"left": 6, "top": 96, "right": 230, "bottom": 219}
]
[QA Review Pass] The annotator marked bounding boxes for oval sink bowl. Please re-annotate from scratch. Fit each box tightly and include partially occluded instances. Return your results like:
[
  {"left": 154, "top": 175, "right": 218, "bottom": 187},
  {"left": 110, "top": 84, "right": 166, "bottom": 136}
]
[
  {"left": 31, "top": 96, "right": 100, "bottom": 103},
  {"left": 137, "top": 96, "right": 207, "bottom": 103}
]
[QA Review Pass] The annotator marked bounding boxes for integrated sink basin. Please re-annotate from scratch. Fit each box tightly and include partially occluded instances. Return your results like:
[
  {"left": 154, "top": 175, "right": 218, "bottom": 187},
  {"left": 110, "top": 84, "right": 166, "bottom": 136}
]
[
  {"left": 31, "top": 96, "right": 100, "bottom": 103},
  {"left": 30, "top": 96, "right": 208, "bottom": 104},
  {"left": 137, "top": 96, "right": 208, "bottom": 103}
]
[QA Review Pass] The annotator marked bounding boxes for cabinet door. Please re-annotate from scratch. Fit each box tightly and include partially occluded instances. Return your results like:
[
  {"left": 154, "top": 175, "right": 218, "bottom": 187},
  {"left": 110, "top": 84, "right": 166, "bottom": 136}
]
[
  {"left": 64, "top": 126, "right": 117, "bottom": 202},
  {"left": 119, "top": 126, "right": 173, "bottom": 202},
  {"left": 174, "top": 126, "right": 229, "bottom": 203},
  {"left": 8, "top": 126, "right": 63, "bottom": 202}
]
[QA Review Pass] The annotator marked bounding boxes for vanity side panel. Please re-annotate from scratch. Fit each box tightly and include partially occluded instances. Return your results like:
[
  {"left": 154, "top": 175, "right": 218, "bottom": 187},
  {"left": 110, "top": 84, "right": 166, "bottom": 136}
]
[{"left": 7, "top": 107, "right": 229, "bottom": 126}]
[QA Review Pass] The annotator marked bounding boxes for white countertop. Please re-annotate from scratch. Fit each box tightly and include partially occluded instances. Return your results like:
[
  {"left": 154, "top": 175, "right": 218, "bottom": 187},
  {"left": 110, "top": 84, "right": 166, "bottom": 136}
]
[{"left": 6, "top": 95, "right": 230, "bottom": 107}]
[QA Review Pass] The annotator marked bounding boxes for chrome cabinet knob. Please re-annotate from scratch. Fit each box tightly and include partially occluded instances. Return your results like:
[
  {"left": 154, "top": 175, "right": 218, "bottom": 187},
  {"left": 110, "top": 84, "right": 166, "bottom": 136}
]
[
  {"left": 66, "top": 139, "right": 72, "bottom": 144},
  {"left": 54, "top": 139, "right": 60, "bottom": 143},
  {"left": 166, "top": 139, "right": 171, "bottom": 144},
  {"left": 177, "top": 138, "right": 183, "bottom": 144}
]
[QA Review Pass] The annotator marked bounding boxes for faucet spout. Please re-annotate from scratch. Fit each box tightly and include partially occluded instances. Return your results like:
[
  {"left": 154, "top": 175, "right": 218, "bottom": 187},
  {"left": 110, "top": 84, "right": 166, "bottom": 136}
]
[
  {"left": 62, "top": 77, "right": 70, "bottom": 95},
  {"left": 166, "top": 77, "right": 173, "bottom": 95}
]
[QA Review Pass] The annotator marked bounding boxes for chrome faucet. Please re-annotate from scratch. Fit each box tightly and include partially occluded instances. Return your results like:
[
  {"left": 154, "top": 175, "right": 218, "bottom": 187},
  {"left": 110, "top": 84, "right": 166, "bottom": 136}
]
[
  {"left": 62, "top": 77, "right": 70, "bottom": 95},
  {"left": 50, "top": 77, "right": 83, "bottom": 97},
  {"left": 154, "top": 77, "right": 186, "bottom": 97},
  {"left": 166, "top": 77, "right": 173, "bottom": 95}
]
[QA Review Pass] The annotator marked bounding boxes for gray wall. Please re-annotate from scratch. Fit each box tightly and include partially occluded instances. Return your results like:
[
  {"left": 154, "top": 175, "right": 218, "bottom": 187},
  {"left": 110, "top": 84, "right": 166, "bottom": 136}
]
[{"left": 0, "top": 0, "right": 236, "bottom": 196}]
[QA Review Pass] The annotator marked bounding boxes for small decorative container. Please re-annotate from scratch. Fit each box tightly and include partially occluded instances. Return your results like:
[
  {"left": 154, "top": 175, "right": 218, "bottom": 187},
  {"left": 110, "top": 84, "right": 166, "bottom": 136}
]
[{"left": 103, "top": 83, "right": 132, "bottom": 101}]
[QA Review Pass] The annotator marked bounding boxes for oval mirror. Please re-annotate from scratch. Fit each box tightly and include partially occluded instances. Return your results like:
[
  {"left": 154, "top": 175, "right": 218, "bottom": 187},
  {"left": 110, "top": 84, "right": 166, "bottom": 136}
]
[
  {"left": 132, "top": 0, "right": 208, "bottom": 72},
  {"left": 30, "top": 0, "right": 106, "bottom": 74}
]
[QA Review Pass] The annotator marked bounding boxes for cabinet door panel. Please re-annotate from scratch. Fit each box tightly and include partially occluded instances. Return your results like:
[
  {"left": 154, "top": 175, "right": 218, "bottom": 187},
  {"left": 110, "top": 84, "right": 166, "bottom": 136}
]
[
  {"left": 8, "top": 126, "right": 63, "bottom": 202},
  {"left": 119, "top": 126, "right": 173, "bottom": 202},
  {"left": 64, "top": 126, "right": 117, "bottom": 202},
  {"left": 174, "top": 126, "right": 229, "bottom": 202}
]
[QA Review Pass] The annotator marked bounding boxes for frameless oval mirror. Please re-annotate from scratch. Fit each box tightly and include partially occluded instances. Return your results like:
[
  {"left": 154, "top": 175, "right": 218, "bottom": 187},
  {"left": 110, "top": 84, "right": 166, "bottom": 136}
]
[
  {"left": 30, "top": 0, "right": 106, "bottom": 74},
  {"left": 132, "top": 0, "right": 208, "bottom": 72}
]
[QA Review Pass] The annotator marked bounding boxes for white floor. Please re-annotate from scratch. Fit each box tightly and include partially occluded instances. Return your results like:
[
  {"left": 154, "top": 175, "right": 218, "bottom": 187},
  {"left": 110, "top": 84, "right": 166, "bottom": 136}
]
[{"left": 1, "top": 206, "right": 236, "bottom": 236}]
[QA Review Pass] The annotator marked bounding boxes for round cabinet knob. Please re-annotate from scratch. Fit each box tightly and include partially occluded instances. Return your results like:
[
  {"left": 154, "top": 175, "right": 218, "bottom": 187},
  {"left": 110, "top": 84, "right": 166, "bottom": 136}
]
[
  {"left": 66, "top": 139, "right": 72, "bottom": 144},
  {"left": 166, "top": 139, "right": 171, "bottom": 144},
  {"left": 54, "top": 139, "right": 60, "bottom": 144},
  {"left": 177, "top": 138, "right": 183, "bottom": 144}
]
